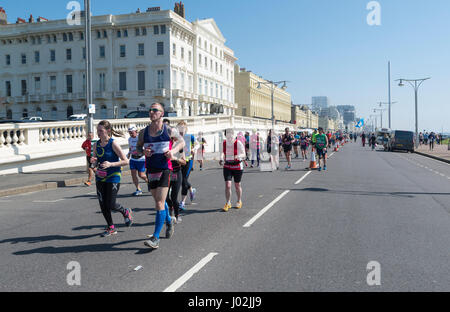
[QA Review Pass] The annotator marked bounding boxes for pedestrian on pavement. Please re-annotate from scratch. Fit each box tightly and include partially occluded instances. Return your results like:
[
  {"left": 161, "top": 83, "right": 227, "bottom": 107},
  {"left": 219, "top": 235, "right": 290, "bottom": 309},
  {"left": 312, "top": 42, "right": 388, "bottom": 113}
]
[
  {"left": 293, "top": 132, "right": 300, "bottom": 158},
  {"left": 250, "top": 130, "right": 261, "bottom": 167},
  {"left": 137, "top": 103, "right": 185, "bottom": 249},
  {"left": 315, "top": 127, "right": 328, "bottom": 171},
  {"left": 177, "top": 121, "right": 197, "bottom": 212},
  {"left": 429, "top": 132, "right": 435, "bottom": 151},
  {"left": 370, "top": 133, "right": 376, "bottom": 151},
  {"left": 127, "top": 125, "right": 148, "bottom": 196},
  {"left": 91, "top": 120, "right": 132, "bottom": 237},
  {"left": 81, "top": 132, "right": 95, "bottom": 186},
  {"left": 220, "top": 128, "right": 246, "bottom": 212}
]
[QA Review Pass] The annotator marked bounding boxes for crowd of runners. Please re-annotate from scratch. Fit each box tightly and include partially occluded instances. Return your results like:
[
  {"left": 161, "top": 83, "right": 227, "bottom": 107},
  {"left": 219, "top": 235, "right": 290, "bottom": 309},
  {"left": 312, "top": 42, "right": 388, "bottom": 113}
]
[{"left": 80, "top": 102, "right": 354, "bottom": 249}]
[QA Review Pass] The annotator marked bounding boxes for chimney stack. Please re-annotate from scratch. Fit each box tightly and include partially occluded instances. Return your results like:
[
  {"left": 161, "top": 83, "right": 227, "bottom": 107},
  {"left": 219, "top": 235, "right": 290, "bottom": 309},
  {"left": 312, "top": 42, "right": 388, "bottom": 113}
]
[
  {"left": 0, "top": 7, "right": 7, "bottom": 25},
  {"left": 28, "top": 14, "right": 34, "bottom": 23},
  {"left": 174, "top": 1, "right": 185, "bottom": 18}
]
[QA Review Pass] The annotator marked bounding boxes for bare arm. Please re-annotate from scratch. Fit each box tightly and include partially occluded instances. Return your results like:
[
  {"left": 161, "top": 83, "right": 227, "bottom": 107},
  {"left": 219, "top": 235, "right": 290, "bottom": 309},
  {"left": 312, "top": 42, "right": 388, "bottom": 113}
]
[{"left": 100, "top": 141, "right": 129, "bottom": 169}]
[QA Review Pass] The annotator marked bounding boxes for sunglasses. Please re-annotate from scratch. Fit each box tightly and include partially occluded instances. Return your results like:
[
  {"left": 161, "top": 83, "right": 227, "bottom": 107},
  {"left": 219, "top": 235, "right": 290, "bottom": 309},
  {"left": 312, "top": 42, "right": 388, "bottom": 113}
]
[{"left": 149, "top": 108, "right": 162, "bottom": 113}]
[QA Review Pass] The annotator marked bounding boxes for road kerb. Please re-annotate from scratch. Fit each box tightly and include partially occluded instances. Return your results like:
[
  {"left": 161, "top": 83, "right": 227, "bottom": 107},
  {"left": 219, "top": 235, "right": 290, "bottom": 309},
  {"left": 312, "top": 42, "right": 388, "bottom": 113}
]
[{"left": 0, "top": 182, "right": 58, "bottom": 198}]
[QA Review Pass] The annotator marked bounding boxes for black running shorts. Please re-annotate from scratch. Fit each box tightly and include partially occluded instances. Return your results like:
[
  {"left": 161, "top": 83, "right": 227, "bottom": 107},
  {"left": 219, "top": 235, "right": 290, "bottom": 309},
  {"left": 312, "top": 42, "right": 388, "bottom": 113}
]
[
  {"left": 223, "top": 168, "right": 243, "bottom": 183},
  {"left": 147, "top": 168, "right": 171, "bottom": 190}
]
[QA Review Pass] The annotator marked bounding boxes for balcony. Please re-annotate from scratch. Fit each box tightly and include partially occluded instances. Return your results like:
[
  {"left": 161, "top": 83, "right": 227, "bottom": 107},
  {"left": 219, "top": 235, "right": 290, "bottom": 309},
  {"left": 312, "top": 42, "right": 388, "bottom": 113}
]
[
  {"left": 137, "top": 90, "right": 146, "bottom": 97},
  {"left": 29, "top": 94, "right": 42, "bottom": 102},
  {"left": 172, "top": 89, "right": 184, "bottom": 98},
  {"left": 46, "top": 94, "right": 58, "bottom": 102},
  {"left": 153, "top": 89, "right": 166, "bottom": 98},
  {"left": 94, "top": 91, "right": 108, "bottom": 99},
  {"left": 2, "top": 96, "right": 14, "bottom": 104},
  {"left": 60, "top": 93, "right": 74, "bottom": 101},
  {"left": 198, "top": 95, "right": 209, "bottom": 102},
  {"left": 184, "top": 91, "right": 192, "bottom": 99},
  {"left": 15, "top": 95, "right": 28, "bottom": 103},
  {"left": 114, "top": 91, "right": 125, "bottom": 98}
]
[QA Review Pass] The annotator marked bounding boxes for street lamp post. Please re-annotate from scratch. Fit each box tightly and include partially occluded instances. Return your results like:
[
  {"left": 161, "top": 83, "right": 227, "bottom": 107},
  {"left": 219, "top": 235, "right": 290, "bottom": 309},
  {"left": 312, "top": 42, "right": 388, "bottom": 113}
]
[
  {"left": 256, "top": 80, "right": 288, "bottom": 130},
  {"left": 378, "top": 101, "right": 397, "bottom": 129},
  {"left": 396, "top": 77, "right": 431, "bottom": 148},
  {"left": 84, "top": 0, "right": 94, "bottom": 134},
  {"left": 373, "top": 108, "right": 386, "bottom": 129}
]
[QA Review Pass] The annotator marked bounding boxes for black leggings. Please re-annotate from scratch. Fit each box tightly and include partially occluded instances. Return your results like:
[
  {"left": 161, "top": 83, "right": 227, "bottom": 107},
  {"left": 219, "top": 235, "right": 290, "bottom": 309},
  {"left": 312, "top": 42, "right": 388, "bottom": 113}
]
[
  {"left": 166, "top": 170, "right": 182, "bottom": 218},
  {"left": 96, "top": 181, "right": 126, "bottom": 227},
  {"left": 181, "top": 160, "right": 193, "bottom": 196}
]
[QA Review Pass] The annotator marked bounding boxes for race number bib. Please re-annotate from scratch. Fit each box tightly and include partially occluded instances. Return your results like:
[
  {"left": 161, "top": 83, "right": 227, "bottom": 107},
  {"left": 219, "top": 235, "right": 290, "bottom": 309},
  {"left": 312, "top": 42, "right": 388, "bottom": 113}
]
[
  {"left": 144, "top": 142, "right": 170, "bottom": 154},
  {"left": 148, "top": 172, "right": 163, "bottom": 182},
  {"left": 96, "top": 169, "right": 108, "bottom": 178},
  {"left": 170, "top": 172, "right": 178, "bottom": 181}
]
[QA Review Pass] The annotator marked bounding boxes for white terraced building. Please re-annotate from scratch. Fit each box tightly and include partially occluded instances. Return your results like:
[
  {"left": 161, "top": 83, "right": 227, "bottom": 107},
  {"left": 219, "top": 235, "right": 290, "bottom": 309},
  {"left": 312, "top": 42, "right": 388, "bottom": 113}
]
[{"left": 0, "top": 6, "right": 237, "bottom": 120}]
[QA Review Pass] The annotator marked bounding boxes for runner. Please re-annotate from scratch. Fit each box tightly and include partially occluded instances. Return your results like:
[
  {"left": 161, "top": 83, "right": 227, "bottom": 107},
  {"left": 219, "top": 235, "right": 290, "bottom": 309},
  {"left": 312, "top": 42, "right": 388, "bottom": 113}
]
[
  {"left": 137, "top": 103, "right": 185, "bottom": 249},
  {"left": 361, "top": 132, "right": 366, "bottom": 147},
  {"left": 281, "top": 128, "right": 295, "bottom": 170},
  {"left": 220, "top": 128, "right": 245, "bottom": 212},
  {"left": 300, "top": 132, "right": 309, "bottom": 161},
  {"left": 166, "top": 134, "right": 186, "bottom": 225},
  {"left": 293, "top": 132, "right": 300, "bottom": 158},
  {"left": 127, "top": 125, "right": 148, "bottom": 196},
  {"left": 177, "top": 121, "right": 197, "bottom": 211},
  {"left": 315, "top": 127, "right": 329, "bottom": 172},
  {"left": 91, "top": 120, "right": 132, "bottom": 237},
  {"left": 196, "top": 132, "right": 206, "bottom": 171},
  {"left": 81, "top": 132, "right": 95, "bottom": 186}
]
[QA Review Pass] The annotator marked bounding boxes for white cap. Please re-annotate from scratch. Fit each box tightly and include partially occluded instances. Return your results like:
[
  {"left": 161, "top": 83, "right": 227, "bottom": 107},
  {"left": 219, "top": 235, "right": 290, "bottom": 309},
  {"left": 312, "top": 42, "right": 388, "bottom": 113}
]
[{"left": 128, "top": 125, "right": 137, "bottom": 132}]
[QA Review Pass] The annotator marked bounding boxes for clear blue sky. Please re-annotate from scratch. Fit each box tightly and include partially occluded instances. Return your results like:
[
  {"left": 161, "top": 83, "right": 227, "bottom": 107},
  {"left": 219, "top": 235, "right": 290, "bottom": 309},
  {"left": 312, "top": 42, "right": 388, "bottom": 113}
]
[{"left": 2, "top": 0, "right": 449, "bottom": 132}]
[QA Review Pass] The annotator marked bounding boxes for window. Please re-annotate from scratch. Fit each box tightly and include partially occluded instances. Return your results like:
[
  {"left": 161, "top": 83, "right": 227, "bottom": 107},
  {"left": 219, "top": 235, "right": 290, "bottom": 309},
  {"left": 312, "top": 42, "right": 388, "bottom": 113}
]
[
  {"left": 220, "top": 85, "right": 223, "bottom": 99},
  {"left": 204, "top": 79, "right": 208, "bottom": 95},
  {"left": 215, "top": 62, "right": 218, "bottom": 73},
  {"left": 80, "top": 32, "right": 84, "bottom": 40},
  {"left": 157, "top": 42, "right": 164, "bottom": 55},
  {"left": 157, "top": 70, "right": 164, "bottom": 88},
  {"left": 99, "top": 46, "right": 105, "bottom": 58},
  {"left": 198, "top": 37, "right": 201, "bottom": 46},
  {"left": 172, "top": 43, "right": 176, "bottom": 56},
  {"left": 188, "top": 75, "right": 193, "bottom": 92},
  {"left": 68, "top": 33, "right": 73, "bottom": 41},
  {"left": 50, "top": 76, "right": 56, "bottom": 93},
  {"left": 53, "top": 35, "right": 57, "bottom": 43},
  {"left": 37, "top": 37, "right": 42, "bottom": 44},
  {"left": 34, "top": 77, "right": 41, "bottom": 92},
  {"left": 153, "top": 25, "right": 159, "bottom": 35},
  {"left": 66, "top": 75, "right": 73, "bottom": 93},
  {"left": 50, "top": 49, "right": 56, "bottom": 62},
  {"left": 6, "top": 54, "right": 10, "bottom": 65},
  {"left": 103, "top": 30, "right": 107, "bottom": 38},
  {"left": 119, "top": 72, "right": 127, "bottom": 91},
  {"left": 135, "top": 28, "right": 140, "bottom": 36},
  {"left": 47, "top": 35, "right": 51, "bottom": 43},
  {"left": 199, "top": 53, "right": 202, "bottom": 66},
  {"left": 82, "top": 47, "right": 86, "bottom": 59},
  {"left": 21, "top": 80, "right": 27, "bottom": 95},
  {"left": 124, "top": 29, "right": 128, "bottom": 37},
  {"left": 23, "top": 109, "right": 28, "bottom": 118},
  {"left": 210, "top": 81, "right": 213, "bottom": 97},
  {"left": 63, "top": 33, "right": 67, "bottom": 41},
  {"left": 172, "top": 70, "right": 177, "bottom": 89},
  {"left": 5, "top": 81, "right": 11, "bottom": 97},
  {"left": 198, "top": 78, "right": 202, "bottom": 94},
  {"left": 210, "top": 60, "right": 213, "bottom": 71},
  {"left": 138, "top": 43, "right": 144, "bottom": 56},
  {"left": 120, "top": 45, "right": 126, "bottom": 57},
  {"left": 138, "top": 71, "right": 145, "bottom": 91},
  {"left": 66, "top": 48, "right": 72, "bottom": 61},
  {"left": 142, "top": 27, "right": 147, "bottom": 36},
  {"left": 21, "top": 53, "right": 26, "bottom": 64},
  {"left": 180, "top": 72, "right": 185, "bottom": 91},
  {"left": 216, "top": 83, "right": 218, "bottom": 97},
  {"left": 188, "top": 51, "right": 192, "bottom": 63},
  {"left": 97, "top": 31, "right": 101, "bottom": 39},
  {"left": 98, "top": 73, "right": 106, "bottom": 92},
  {"left": 82, "top": 74, "right": 86, "bottom": 92},
  {"left": 181, "top": 47, "right": 184, "bottom": 60},
  {"left": 117, "top": 30, "right": 121, "bottom": 38},
  {"left": 161, "top": 25, "right": 166, "bottom": 34},
  {"left": 99, "top": 73, "right": 106, "bottom": 92},
  {"left": 205, "top": 57, "right": 207, "bottom": 69}
]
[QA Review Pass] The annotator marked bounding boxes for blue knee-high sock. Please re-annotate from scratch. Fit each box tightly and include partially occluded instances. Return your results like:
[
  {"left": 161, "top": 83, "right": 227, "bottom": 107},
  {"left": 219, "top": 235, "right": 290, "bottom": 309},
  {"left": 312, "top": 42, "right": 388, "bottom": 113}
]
[
  {"left": 164, "top": 202, "right": 171, "bottom": 224},
  {"left": 153, "top": 210, "right": 166, "bottom": 239}
]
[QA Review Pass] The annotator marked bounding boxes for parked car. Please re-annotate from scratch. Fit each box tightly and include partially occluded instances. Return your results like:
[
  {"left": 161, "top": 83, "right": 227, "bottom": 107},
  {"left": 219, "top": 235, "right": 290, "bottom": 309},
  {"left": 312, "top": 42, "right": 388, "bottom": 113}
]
[
  {"left": 68, "top": 114, "right": 87, "bottom": 121},
  {"left": 124, "top": 111, "right": 148, "bottom": 118},
  {"left": 388, "top": 130, "right": 415, "bottom": 153},
  {"left": 22, "top": 116, "right": 42, "bottom": 121}
]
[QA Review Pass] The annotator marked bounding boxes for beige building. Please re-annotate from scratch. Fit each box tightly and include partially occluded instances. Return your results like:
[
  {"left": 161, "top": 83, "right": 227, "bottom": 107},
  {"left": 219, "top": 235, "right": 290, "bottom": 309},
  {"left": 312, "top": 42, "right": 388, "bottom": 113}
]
[
  {"left": 319, "top": 116, "right": 337, "bottom": 132},
  {"left": 291, "top": 104, "right": 319, "bottom": 129},
  {"left": 234, "top": 65, "right": 291, "bottom": 122}
]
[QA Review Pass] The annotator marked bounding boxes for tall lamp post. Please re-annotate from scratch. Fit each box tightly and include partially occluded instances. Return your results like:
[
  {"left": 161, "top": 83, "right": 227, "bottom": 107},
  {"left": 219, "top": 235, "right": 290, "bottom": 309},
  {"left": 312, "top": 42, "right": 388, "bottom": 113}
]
[
  {"left": 370, "top": 114, "right": 378, "bottom": 132},
  {"left": 84, "top": 0, "right": 94, "bottom": 134},
  {"left": 256, "top": 80, "right": 288, "bottom": 130},
  {"left": 396, "top": 77, "right": 431, "bottom": 148},
  {"left": 378, "top": 101, "right": 397, "bottom": 129},
  {"left": 373, "top": 108, "right": 386, "bottom": 129}
]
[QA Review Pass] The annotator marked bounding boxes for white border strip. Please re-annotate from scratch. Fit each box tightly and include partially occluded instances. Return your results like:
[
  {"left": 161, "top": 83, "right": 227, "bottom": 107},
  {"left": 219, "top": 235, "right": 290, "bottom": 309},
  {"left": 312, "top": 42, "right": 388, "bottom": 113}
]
[
  {"left": 243, "top": 190, "right": 290, "bottom": 228},
  {"left": 163, "top": 252, "right": 219, "bottom": 292}
]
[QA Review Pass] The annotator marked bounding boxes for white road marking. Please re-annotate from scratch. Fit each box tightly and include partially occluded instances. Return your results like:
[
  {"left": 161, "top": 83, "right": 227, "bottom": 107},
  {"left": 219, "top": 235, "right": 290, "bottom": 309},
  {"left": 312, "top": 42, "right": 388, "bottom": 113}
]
[
  {"left": 33, "top": 199, "right": 65, "bottom": 203},
  {"left": 295, "top": 171, "right": 312, "bottom": 185},
  {"left": 243, "top": 190, "right": 290, "bottom": 228},
  {"left": 163, "top": 252, "right": 219, "bottom": 292}
]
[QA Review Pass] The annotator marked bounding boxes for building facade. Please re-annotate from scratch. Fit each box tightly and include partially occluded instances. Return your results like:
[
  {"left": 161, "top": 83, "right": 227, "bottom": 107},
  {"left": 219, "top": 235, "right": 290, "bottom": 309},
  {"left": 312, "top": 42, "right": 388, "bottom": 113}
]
[
  {"left": 312, "top": 96, "right": 329, "bottom": 113},
  {"left": 235, "top": 65, "right": 291, "bottom": 123},
  {"left": 291, "top": 104, "right": 319, "bottom": 129},
  {"left": 0, "top": 7, "right": 237, "bottom": 120}
]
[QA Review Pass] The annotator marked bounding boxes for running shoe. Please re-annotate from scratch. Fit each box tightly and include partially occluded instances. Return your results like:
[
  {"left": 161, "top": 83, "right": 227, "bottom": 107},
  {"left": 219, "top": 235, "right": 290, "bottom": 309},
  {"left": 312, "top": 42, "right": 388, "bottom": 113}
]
[
  {"left": 132, "top": 189, "right": 143, "bottom": 196},
  {"left": 179, "top": 202, "right": 186, "bottom": 211},
  {"left": 323, "top": 166, "right": 327, "bottom": 171},
  {"left": 189, "top": 188, "right": 196, "bottom": 202},
  {"left": 235, "top": 201, "right": 243, "bottom": 209},
  {"left": 84, "top": 181, "right": 92, "bottom": 186},
  {"left": 144, "top": 235, "right": 160, "bottom": 249},
  {"left": 176, "top": 216, "right": 182, "bottom": 224},
  {"left": 318, "top": 167, "right": 322, "bottom": 172},
  {"left": 222, "top": 203, "right": 231, "bottom": 212},
  {"left": 124, "top": 208, "right": 133, "bottom": 227},
  {"left": 166, "top": 217, "right": 175, "bottom": 239},
  {"left": 101, "top": 226, "right": 117, "bottom": 237}
]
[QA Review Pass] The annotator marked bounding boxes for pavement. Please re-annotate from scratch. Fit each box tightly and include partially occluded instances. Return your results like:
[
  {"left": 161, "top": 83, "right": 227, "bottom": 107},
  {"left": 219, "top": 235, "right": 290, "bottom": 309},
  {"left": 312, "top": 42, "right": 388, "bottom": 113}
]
[
  {"left": 0, "top": 141, "right": 449, "bottom": 291},
  {"left": 415, "top": 144, "right": 450, "bottom": 163}
]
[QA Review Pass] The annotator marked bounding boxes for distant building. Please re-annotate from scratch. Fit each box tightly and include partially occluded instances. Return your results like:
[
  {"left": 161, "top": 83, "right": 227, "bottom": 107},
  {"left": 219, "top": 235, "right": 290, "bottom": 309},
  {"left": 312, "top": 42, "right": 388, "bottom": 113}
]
[
  {"left": 337, "top": 105, "right": 356, "bottom": 125},
  {"left": 312, "top": 96, "right": 329, "bottom": 113},
  {"left": 291, "top": 104, "right": 318, "bottom": 129}
]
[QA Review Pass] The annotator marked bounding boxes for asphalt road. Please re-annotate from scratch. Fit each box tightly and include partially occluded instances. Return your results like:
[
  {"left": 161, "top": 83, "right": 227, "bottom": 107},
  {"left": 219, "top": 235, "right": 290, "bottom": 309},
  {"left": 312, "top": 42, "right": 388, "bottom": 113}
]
[{"left": 0, "top": 142, "right": 449, "bottom": 291}]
